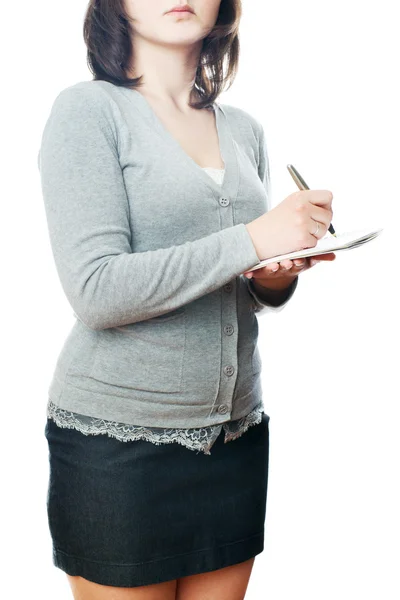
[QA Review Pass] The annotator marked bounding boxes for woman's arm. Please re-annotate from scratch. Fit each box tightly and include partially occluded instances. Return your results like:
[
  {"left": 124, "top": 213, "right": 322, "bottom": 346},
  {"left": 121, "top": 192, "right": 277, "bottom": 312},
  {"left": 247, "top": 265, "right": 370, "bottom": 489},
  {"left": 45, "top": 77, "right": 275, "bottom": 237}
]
[
  {"left": 38, "top": 85, "right": 261, "bottom": 330},
  {"left": 243, "top": 120, "right": 299, "bottom": 313}
]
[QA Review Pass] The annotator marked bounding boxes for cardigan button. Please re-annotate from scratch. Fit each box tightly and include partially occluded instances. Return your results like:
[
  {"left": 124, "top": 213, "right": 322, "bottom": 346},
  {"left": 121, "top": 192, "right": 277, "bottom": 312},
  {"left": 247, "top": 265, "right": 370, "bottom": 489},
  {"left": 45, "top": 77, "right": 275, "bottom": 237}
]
[
  {"left": 218, "top": 404, "right": 229, "bottom": 414},
  {"left": 223, "top": 283, "right": 232, "bottom": 292},
  {"left": 223, "top": 365, "right": 235, "bottom": 376},
  {"left": 224, "top": 324, "right": 234, "bottom": 335},
  {"left": 219, "top": 197, "right": 229, "bottom": 206}
]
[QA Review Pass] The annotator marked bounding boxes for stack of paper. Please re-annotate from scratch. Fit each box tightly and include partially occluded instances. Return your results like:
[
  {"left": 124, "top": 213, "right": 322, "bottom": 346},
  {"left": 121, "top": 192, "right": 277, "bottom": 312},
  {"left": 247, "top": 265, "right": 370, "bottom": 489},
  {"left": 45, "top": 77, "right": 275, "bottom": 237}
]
[{"left": 247, "top": 227, "right": 383, "bottom": 272}]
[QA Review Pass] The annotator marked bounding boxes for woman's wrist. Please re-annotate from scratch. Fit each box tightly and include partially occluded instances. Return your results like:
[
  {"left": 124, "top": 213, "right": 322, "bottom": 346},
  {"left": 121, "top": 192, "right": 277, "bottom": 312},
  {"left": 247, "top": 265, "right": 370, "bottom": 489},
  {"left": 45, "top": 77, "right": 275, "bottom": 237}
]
[
  {"left": 248, "top": 275, "right": 298, "bottom": 307},
  {"left": 250, "top": 275, "right": 297, "bottom": 293}
]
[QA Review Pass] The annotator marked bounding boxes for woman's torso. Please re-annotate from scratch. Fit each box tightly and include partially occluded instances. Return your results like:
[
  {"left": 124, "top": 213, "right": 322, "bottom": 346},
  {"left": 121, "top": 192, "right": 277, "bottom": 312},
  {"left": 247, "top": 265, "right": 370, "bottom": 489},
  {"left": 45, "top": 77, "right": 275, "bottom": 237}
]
[
  {"left": 46, "top": 165, "right": 263, "bottom": 455},
  {"left": 39, "top": 80, "right": 267, "bottom": 434}
]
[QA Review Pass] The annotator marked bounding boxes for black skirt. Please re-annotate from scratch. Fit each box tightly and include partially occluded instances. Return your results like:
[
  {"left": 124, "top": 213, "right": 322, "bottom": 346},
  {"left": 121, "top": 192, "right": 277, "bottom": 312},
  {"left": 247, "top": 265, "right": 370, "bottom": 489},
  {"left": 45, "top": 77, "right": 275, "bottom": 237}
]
[{"left": 44, "top": 411, "right": 270, "bottom": 588}]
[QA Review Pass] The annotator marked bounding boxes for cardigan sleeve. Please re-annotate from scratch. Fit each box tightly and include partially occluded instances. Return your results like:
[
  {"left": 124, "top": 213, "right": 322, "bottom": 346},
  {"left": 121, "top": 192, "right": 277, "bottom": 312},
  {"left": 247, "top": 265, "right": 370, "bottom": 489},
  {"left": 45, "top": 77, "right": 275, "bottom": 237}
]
[
  {"left": 243, "top": 120, "right": 299, "bottom": 314},
  {"left": 38, "top": 86, "right": 260, "bottom": 330}
]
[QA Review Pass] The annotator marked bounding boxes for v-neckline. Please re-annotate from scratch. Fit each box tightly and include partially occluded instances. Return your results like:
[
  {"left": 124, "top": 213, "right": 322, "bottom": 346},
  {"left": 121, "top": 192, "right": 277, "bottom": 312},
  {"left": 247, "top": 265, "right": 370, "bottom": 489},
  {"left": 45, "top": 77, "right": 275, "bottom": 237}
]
[{"left": 118, "top": 86, "right": 240, "bottom": 198}]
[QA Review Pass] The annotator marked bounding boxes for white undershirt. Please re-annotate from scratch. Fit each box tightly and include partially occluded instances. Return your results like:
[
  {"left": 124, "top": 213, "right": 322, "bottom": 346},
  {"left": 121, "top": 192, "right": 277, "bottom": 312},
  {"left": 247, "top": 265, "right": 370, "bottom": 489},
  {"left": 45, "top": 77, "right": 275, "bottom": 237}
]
[{"left": 201, "top": 166, "right": 225, "bottom": 185}]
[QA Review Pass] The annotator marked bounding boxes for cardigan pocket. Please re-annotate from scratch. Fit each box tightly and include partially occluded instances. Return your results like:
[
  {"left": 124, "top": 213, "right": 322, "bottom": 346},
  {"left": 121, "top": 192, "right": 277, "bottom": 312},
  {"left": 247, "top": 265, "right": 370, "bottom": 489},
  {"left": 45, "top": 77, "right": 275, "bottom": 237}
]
[{"left": 89, "top": 309, "right": 186, "bottom": 393}]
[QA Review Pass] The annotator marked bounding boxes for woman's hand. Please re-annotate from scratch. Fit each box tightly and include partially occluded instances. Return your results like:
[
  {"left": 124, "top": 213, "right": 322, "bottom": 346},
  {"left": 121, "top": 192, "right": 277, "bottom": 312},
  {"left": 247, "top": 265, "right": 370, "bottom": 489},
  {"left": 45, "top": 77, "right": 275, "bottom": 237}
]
[
  {"left": 243, "top": 252, "right": 336, "bottom": 289},
  {"left": 245, "top": 189, "right": 334, "bottom": 261}
]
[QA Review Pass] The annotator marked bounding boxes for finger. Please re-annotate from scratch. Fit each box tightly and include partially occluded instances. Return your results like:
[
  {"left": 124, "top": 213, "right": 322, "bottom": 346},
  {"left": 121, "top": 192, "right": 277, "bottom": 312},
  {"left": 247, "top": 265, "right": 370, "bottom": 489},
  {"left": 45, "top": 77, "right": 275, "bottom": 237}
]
[
  {"left": 314, "top": 252, "right": 336, "bottom": 261},
  {"left": 310, "top": 219, "right": 324, "bottom": 239},
  {"left": 265, "top": 262, "right": 280, "bottom": 273},
  {"left": 310, "top": 204, "right": 334, "bottom": 231},
  {"left": 306, "top": 189, "right": 333, "bottom": 210},
  {"left": 308, "top": 253, "right": 336, "bottom": 267},
  {"left": 279, "top": 260, "right": 293, "bottom": 271},
  {"left": 293, "top": 258, "right": 307, "bottom": 269}
]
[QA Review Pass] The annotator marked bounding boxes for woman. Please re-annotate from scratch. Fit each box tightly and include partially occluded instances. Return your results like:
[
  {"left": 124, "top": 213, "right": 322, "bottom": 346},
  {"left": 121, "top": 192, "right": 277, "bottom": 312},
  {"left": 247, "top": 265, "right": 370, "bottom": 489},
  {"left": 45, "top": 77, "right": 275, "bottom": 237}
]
[{"left": 39, "top": 1, "right": 335, "bottom": 598}]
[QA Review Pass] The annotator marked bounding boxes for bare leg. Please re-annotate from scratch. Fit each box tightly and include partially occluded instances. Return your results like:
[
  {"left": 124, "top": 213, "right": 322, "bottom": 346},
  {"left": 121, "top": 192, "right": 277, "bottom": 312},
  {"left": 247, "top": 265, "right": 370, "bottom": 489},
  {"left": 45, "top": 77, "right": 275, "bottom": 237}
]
[
  {"left": 175, "top": 557, "right": 256, "bottom": 600},
  {"left": 66, "top": 574, "right": 177, "bottom": 600}
]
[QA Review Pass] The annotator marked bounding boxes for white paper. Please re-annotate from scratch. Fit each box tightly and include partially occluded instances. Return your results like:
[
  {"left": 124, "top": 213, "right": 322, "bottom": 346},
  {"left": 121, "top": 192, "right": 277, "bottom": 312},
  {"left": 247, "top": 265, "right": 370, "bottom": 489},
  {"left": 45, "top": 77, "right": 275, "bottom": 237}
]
[{"left": 247, "top": 227, "right": 383, "bottom": 272}]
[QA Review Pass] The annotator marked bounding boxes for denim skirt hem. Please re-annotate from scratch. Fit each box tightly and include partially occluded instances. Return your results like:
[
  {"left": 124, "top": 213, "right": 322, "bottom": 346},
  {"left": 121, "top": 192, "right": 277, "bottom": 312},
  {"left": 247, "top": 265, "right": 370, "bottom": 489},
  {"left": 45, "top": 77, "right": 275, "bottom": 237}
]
[
  {"left": 44, "top": 412, "right": 270, "bottom": 588},
  {"left": 52, "top": 532, "right": 264, "bottom": 588}
]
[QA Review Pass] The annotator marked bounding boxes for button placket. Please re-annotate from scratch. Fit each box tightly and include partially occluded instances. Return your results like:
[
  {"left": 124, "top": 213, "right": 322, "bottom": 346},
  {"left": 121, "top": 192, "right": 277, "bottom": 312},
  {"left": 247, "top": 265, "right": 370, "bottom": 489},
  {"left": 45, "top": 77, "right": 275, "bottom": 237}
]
[
  {"left": 209, "top": 121, "right": 241, "bottom": 419},
  {"left": 212, "top": 196, "right": 239, "bottom": 419}
]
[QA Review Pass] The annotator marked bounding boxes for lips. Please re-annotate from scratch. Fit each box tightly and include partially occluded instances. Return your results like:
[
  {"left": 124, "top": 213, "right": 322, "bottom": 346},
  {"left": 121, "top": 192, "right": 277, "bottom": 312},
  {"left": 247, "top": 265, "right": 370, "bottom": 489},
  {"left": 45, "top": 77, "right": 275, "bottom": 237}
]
[{"left": 167, "top": 5, "right": 194, "bottom": 14}]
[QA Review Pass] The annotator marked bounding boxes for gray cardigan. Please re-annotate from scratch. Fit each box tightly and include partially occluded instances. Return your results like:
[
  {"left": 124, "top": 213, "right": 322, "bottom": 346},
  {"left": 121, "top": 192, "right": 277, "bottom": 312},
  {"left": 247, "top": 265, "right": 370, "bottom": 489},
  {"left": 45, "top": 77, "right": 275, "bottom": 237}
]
[{"left": 38, "top": 80, "right": 298, "bottom": 429}]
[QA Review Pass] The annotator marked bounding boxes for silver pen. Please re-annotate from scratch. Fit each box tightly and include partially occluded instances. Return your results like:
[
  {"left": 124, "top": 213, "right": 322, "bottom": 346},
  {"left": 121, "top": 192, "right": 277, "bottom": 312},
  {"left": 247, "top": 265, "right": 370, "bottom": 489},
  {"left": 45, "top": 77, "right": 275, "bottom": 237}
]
[{"left": 287, "top": 164, "right": 336, "bottom": 237}]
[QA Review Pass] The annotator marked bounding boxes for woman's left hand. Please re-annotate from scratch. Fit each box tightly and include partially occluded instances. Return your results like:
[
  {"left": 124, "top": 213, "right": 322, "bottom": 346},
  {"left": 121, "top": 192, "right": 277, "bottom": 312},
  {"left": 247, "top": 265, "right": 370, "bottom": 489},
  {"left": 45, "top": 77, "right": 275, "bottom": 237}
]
[{"left": 243, "top": 252, "right": 336, "bottom": 286}]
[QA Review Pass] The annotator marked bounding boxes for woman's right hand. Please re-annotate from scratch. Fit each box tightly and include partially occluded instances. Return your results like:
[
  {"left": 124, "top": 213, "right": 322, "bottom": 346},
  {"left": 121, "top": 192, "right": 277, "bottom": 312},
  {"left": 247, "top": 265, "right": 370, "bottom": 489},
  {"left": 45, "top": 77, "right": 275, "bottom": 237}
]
[{"left": 245, "top": 189, "right": 334, "bottom": 261}]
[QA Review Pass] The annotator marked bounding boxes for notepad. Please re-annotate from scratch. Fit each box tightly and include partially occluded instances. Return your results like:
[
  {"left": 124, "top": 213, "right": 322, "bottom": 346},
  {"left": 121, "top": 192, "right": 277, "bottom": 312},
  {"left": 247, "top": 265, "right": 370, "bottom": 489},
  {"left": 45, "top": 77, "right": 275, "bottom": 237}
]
[{"left": 246, "top": 227, "right": 383, "bottom": 272}]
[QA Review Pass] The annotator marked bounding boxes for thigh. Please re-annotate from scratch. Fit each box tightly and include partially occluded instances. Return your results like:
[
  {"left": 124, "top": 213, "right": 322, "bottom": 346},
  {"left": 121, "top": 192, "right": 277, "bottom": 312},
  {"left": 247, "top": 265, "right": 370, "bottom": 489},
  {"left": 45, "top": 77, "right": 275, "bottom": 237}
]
[
  {"left": 175, "top": 557, "right": 256, "bottom": 600},
  {"left": 67, "top": 574, "right": 177, "bottom": 600}
]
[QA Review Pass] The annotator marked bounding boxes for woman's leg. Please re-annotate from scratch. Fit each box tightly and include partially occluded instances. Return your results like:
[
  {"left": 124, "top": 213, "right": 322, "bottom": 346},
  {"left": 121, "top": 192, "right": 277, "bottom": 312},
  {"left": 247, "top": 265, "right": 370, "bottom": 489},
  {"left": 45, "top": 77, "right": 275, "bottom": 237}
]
[
  {"left": 175, "top": 557, "right": 256, "bottom": 600},
  {"left": 66, "top": 574, "right": 178, "bottom": 600}
]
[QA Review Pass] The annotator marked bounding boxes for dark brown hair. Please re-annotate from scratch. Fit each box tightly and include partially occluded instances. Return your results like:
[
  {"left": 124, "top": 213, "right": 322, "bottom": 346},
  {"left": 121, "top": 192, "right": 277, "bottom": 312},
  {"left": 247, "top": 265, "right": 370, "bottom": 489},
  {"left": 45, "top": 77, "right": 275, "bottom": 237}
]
[{"left": 83, "top": 0, "right": 242, "bottom": 109}]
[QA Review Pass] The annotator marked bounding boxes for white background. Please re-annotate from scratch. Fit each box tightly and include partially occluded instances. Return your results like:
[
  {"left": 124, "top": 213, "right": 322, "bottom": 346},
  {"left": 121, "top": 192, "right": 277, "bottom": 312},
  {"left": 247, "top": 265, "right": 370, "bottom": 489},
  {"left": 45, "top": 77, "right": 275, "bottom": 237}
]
[{"left": 2, "top": 1, "right": 398, "bottom": 598}]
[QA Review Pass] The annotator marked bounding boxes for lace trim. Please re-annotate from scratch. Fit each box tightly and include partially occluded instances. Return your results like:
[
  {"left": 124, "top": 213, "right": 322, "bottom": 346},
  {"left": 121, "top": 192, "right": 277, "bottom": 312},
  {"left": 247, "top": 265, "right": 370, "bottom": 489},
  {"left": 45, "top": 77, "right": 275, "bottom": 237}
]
[{"left": 46, "top": 399, "right": 265, "bottom": 456}]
